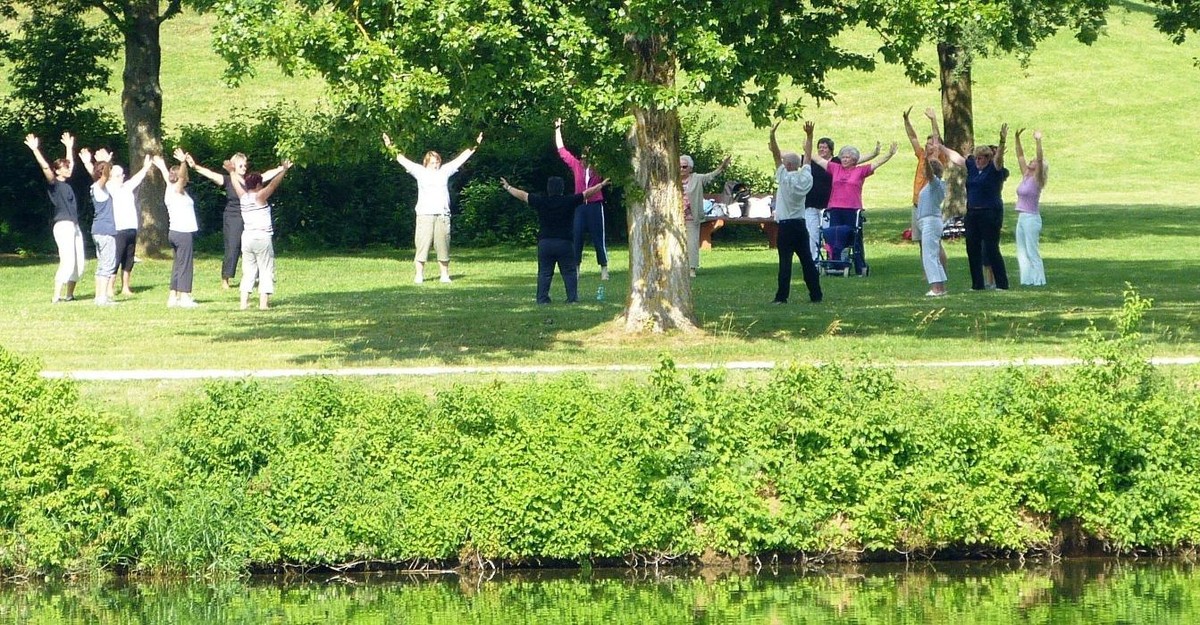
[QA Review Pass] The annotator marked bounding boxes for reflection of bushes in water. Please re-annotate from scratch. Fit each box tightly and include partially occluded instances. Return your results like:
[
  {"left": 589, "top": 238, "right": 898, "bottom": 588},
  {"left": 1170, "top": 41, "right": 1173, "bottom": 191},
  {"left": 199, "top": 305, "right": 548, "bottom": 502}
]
[
  {"left": 3, "top": 288, "right": 1200, "bottom": 575},
  {"left": 3, "top": 562, "right": 1200, "bottom": 623}
]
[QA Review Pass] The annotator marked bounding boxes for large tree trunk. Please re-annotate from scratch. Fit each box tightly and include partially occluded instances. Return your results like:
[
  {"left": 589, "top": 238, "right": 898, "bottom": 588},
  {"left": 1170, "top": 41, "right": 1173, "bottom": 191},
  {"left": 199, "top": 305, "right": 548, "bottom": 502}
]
[
  {"left": 123, "top": 0, "right": 167, "bottom": 257},
  {"left": 937, "top": 40, "right": 973, "bottom": 216},
  {"left": 620, "top": 35, "right": 696, "bottom": 333}
]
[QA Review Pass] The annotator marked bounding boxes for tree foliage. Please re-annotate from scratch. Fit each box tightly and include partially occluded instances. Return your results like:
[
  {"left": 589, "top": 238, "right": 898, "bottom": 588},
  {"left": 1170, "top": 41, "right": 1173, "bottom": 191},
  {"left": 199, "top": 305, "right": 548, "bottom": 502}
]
[
  {"left": 0, "top": 7, "right": 119, "bottom": 124},
  {"left": 208, "top": 0, "right": 886, "bottom": 331}
]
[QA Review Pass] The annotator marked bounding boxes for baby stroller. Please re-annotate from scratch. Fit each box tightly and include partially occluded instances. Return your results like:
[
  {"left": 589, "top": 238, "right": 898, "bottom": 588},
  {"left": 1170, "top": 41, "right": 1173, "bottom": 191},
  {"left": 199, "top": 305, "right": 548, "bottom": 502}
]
[{"left": 817, "top": 209, "right": 866, "bottom": 277}]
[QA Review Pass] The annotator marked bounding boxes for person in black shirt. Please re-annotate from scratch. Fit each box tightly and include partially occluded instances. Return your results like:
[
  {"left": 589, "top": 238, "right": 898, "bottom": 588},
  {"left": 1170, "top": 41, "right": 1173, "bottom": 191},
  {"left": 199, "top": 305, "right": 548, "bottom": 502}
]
[
  {"left": 25, "top": 132, "right": 85, "bottom": 303},
  {"left": 501, "top": 175, "right": 608, "bottom": 304}
]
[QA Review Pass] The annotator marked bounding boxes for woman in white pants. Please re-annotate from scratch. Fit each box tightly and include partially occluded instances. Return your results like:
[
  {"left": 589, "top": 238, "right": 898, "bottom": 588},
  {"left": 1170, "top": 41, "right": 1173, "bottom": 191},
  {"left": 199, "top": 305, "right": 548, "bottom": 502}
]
[
  {"left": 1013, "top": 129, "right": 1047, "bottom": 286},
  {"left": 916, "top": 142, "right": 948, "bottom": 296},
  {"left": 231, "top": 162, "right": 292, "bottom": 310},
  {"left": 25, "top": 133, "right": 85, "bottom": 303}
]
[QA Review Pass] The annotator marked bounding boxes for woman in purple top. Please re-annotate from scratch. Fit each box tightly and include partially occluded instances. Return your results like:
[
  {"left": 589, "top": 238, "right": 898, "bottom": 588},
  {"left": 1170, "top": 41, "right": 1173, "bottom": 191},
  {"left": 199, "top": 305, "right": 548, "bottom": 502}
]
[
  {"left": 554, "top": 118, "right": 609, "bottom": 282},
  {"left": 1013, "top": 129, "right": 1047, "bottom": 286},
  {"left": 941, "top": 124, "right": 1010, "bottom": 290},
  {"left": 25, "top": 132, "right": 84, "bottom": 303},
  {"left": 805, "top": 121, "right": 897, "bottom": 276}
]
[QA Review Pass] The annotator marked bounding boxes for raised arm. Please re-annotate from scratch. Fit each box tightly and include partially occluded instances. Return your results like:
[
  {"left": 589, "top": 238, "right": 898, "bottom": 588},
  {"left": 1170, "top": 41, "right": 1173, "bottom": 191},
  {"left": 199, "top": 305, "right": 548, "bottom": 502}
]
[
  {"left": 24, "top": 135, "right": 55, "bottom": 183},
  {"left": 1033, "top": 131, "right": 1046, "bottom": 188},
  {"left": 582, "top": 178, "right": 610, "bottom": 198},
  {"left": 860, "top": 141, "right": 881, "bottom": 164},
  {"left": 125, "top": 154, "right": 154, "bottom": 190},
  {"left": 1013, "top": 128, "right": 1028, "bottom": 174},
  {"left": 769, "top": 120, "right": 783, "bottom": 168},
  {"left": 262, "top": 164, "right": 286, "bottom": 182},
  {"left": 804, "top": 121, "right": 828, "bottom": 169},
  {"left": 151, "top": 154, "right": 173, "bottom": 190},
  {"left": 59, "top": 133, "right": 76, "bottom": 178},
  {"left": 441, "top": 132, "right": 482, "bottom": 172},
  {"left": 869, "top": 142, "right": 899, "bottom": 171},
  {"left": 940, "top": 145, "right": 966, "bottom": 168},
  {"left": 255, "top": 161, "right": 292, "bottom": 204},
  {"left": 187, "top": 154, "right": 227, "bottom": 185},
  {"left": 902, "top": 107, "right": 922, "bottom": 153},
  {"left": 994, "top": 124, "right": 1008, "bottom": 171},
  {"left": 383, "top": 132, "right": 421, "bottom": 172},
  {"left": 499, "top": 177, "right": 529, "bottom": 203},
  {"left": 925, "top": 108, "right": 943, "bottom": 147}
]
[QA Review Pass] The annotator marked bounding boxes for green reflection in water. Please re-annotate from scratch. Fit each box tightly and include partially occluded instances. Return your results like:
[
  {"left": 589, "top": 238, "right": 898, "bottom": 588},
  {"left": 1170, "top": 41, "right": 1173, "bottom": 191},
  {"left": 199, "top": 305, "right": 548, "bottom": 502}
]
[{"left": 1, "top": 560, "right": 1198, "bottom": 624}]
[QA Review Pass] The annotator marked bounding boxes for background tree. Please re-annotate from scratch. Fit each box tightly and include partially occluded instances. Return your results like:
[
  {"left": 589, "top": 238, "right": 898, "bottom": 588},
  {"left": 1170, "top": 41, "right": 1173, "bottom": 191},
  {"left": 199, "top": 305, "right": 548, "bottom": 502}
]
[
  {"left": 209, "top": 0, "right": 878, "bottom": 332},
  {"left": 0, "top": 6, "right": 122, "bottom": 252},
  {"left": 1, "top": 0, "right": 185, "bottom": 256},
  {"left": 858, "top": 0, "right": 1108, "bottom": 210},
  {"left": 1150, "top": 0, "right": 1200, "bottom": 42}
]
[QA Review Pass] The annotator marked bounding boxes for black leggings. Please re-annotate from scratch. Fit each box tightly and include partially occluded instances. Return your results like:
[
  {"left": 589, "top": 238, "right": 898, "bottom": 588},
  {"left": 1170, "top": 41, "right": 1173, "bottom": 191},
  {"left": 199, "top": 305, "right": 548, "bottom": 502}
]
[
  {"left": 114, "top": 229, "right": 137, "bottom": 274},
  {"left": 964, "top": 209, "right": 1008, "bottom": 290}
]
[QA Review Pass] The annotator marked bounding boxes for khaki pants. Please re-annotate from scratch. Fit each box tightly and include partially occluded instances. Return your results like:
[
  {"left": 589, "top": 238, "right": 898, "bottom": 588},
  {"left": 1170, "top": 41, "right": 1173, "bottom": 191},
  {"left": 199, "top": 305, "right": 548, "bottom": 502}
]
[{"left": 414, "top": 214, "right": 451, "bottom": 262}]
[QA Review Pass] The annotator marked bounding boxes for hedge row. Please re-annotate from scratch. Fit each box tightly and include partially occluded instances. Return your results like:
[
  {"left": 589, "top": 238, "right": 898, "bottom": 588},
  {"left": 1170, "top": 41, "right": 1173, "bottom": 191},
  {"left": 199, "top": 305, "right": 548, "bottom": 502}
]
[{"left": 2, "top": 293, "right": 1198, "bottom": 575}]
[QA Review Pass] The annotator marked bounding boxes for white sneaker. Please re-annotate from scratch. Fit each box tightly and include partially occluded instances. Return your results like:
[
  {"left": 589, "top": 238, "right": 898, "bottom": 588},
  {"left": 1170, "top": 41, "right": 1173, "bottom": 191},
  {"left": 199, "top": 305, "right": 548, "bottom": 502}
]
[
  {"left": 177, "top": 299, "right": 199, "bottom": 309},
  {"left": 601, "top": 267, "right": 610, "bottom": 281},
  {"left": 440, "top": 276, "right": 452, "bottom": 283},
  {"left": 167, "top": 298, "right": 178, "bottom": 308},
  {"left": 414, "top": 275, "right": 424, "bottom": 284}
]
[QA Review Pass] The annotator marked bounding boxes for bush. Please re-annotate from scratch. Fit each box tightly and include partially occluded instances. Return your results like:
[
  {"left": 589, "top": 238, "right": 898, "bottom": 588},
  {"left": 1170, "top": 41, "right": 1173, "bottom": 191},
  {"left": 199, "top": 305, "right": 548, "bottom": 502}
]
[{"left": 0, "top": 347, "right": 142, "bottom": 573}]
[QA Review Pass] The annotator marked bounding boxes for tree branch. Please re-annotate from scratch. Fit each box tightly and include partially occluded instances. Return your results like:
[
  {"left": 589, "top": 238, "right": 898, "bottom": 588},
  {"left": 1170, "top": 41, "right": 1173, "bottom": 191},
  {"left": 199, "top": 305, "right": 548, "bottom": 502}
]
[
  {"left": 159, "top": 0, "right": 184, "bottom": 25},
  {"left": 79, "top": 0, "right": 126, "bottom": 31}
]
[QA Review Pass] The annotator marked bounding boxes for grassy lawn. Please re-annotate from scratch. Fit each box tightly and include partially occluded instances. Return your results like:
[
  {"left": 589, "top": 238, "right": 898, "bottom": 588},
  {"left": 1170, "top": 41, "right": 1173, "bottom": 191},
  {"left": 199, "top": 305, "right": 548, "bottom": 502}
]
[{"left": 3, "top": 201, "right": 1196, "bottom": 371}]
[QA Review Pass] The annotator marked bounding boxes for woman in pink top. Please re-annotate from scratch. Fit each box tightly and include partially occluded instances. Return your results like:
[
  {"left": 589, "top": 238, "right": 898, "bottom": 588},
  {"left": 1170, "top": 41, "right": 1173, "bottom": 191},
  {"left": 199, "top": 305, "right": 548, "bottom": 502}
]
[
  {"left": 805, "top": 122, "right": 897, "bottom": 276},
  {"left": 1013, "top": 129, "right": 1048, "bottom": 286},
  {"left": 555, "top": 119, "right": 609, "bottom": 281}
]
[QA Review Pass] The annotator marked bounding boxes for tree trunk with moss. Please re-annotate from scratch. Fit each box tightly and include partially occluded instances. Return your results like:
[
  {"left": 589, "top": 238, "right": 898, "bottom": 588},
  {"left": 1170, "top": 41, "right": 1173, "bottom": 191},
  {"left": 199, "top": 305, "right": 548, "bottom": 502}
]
[
  {"left": 122, "top": 0, "right": 167, "bottom": 257},
  {"left": 621, "top": 35, "right": 697, "bottom": 333},
  {"left": 938, "top": 40, "right": 973, "bottom": 216}
]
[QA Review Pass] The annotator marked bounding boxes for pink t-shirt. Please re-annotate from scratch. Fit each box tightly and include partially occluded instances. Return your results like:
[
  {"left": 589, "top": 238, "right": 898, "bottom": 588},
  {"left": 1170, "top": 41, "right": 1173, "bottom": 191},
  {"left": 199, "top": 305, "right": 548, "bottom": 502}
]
[
  {"left": 1015, "top": 175, "right": 1042, "bottom": 214},
  {"left": 826, "top": 161, "right": 874, "bottom": 210}
]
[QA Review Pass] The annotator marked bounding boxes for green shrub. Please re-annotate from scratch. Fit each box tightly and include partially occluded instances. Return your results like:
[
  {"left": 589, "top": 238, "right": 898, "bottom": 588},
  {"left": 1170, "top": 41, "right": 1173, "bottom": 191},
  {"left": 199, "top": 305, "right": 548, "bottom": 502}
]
[{"left": 0, "top": 347, "right": 142, "bottom": 574}]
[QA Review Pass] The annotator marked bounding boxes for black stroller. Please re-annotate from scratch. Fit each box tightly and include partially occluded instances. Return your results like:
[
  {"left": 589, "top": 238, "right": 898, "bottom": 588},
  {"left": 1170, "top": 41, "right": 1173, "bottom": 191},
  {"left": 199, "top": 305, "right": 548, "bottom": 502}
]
[{"left": 816, "top": 209, "right": 866, "bottom": 277}]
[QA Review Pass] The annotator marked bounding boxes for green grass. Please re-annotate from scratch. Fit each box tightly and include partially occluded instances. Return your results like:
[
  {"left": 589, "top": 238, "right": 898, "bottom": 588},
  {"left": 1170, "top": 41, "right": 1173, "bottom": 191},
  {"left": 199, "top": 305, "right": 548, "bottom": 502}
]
[{"left": 3, "top": 199, "right": 1197, "bottom": 374}]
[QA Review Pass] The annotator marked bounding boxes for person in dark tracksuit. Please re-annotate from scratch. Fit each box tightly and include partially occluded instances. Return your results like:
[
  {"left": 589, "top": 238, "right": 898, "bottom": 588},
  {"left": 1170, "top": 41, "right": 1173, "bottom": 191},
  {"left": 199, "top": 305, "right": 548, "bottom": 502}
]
[{"left": 501, "top": 175, "right": 609, "bottom": 304}]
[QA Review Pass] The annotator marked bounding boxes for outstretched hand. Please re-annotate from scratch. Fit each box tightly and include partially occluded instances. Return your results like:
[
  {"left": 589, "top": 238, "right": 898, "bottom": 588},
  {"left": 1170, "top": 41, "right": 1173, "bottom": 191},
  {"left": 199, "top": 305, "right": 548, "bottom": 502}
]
[
  {"left": 95, "top": 148, "right": 112, "bottom": 163},
  {"left": 888, "top": 142, "right": 898, "bottom": 156},
  {"left": 173, "top": 147, "right": 187, "bottom": 162},
  {"left": 23, "top": 134, "right": 38, "bottom": 151},
  {"left": 1015, "top": 128, "right": 1025, "bottom": 140},
  {"left": 903, "top": 106, "right": 912, "bottom": 120},
  {"left": 381, "top": 133, "right": 394, "bottom": 149},
  {"left": 61, "top": 132, "right": 74, "bottom": 147},
  {"left": 1000, "top": 123, "right": 1009, "bottom": 141},
  {"left": 79, "top": 148, "right": 92, "bottom": 163},
  {"left": 924, "top": 107, "right": 937, "bottom": 120},
  {"left": 803, "top": 121, "right": 814, "bottom": 136},
  {"left": 1033, "top": 130, "right": 1043, "bottom": 141},
  {"left": 151, "top": 154, "right": 167, "bottom": 169},
  {"left": 554, "top": 118, "right": 562, "bottom": 129},
  {"left": 475, "top": 132, "right": 484, "bottom": 145},
  {"left": 499, "top": 176, "right": 511, "bottom": 190}
]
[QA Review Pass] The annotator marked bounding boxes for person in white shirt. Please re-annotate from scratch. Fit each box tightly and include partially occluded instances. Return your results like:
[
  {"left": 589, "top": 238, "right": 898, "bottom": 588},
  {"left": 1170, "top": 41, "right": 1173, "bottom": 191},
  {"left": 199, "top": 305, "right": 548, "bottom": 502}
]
[
  {"left": 769, "top": 124, "right": 821, "bottom": 304},
  {"left": 80, "top": 149, "right": 152, "bottom": 299},
  {"left": 383, "top": 132, "right": 482, "bottom": 284},
  {"left": 152, "top": 149, "right": 201, "bottom": 308},
  {"left": 915, "top": 140, "right": 949, "bottom": 296},
  {"left": 680, "top": 153, "right": 730, "bottom": 278}
]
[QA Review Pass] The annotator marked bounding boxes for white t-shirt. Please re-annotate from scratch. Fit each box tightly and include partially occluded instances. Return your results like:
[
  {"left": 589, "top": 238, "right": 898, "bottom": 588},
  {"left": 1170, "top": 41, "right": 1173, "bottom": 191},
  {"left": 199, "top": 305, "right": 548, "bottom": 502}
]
[
  {"left": 166, "top": 187, "right": 198, "bottom": 233},
  {"left": 109, "top": 183, "right": 138, "bottom": 230},
  {"left": 399, "top": 150, "right": 472, "bottom": 216},
  {"left": 916, "top": 176, "right": 946, "bottom": 220},
  {"left": 773, "top": 164, "right": 813, "bottom": 222}
]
